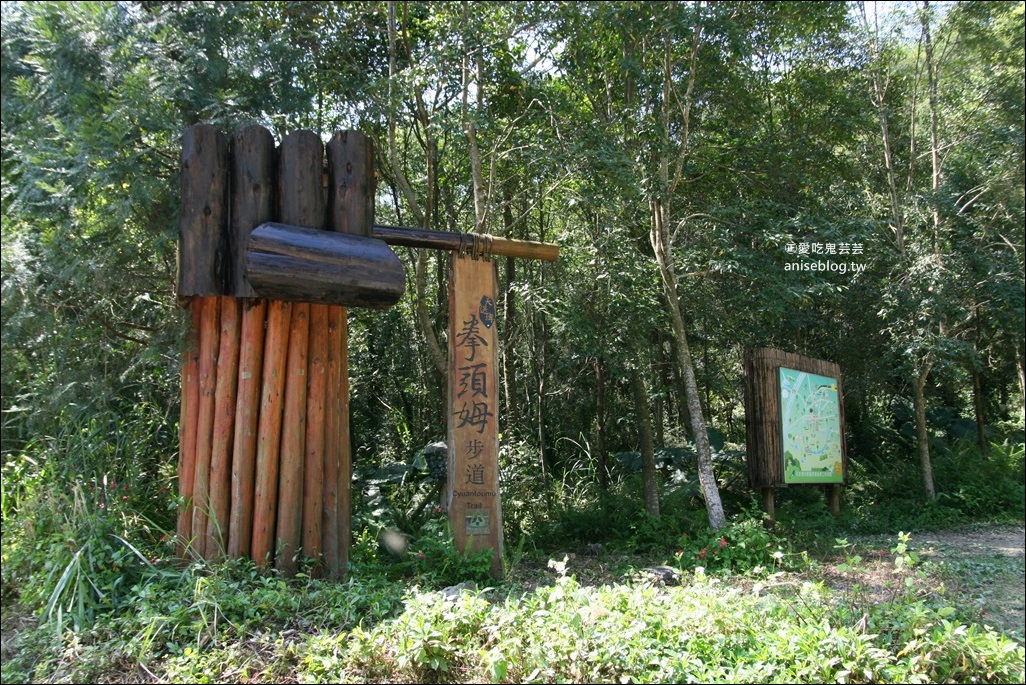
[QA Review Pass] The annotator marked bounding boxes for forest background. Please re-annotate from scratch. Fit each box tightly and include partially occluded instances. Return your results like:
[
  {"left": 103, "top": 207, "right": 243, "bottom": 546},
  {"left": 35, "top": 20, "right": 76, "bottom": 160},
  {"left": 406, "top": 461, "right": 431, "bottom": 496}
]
[{"left": 1, "top": 1, "right": 1024, "bottom": 682}]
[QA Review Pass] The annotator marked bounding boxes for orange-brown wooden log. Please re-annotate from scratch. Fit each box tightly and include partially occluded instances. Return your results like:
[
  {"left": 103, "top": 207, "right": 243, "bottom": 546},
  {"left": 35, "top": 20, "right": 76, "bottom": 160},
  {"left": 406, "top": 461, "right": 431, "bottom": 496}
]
[
  {"left": 250, "top": 300, "right": 292, "bottom": 566},
  {"left": 226, "top": 126, "right": 276, "bottom": 558},
  {"left": 275, "top": 302, "right": 310, "bottom": 574},
  {"left": 176, "top": 300, "right": 202, "bottom": 557},
  {"left": 322, "top": 306, "right": 344, "bottom": 578},
  {"left": 206, "top": 296, "right": 241, "bottom": 558},
  {"left": 336, "top": 306, "right": 352, "bottom": 577},
  {"left": 302, "top": 304, "right": 328, "bottom": 574},
  {"left": 190, "top": 296, "right": 220, "bottom": 559},
  {"left": 227, "top": 298, "right": 267, "bottom": 557}
]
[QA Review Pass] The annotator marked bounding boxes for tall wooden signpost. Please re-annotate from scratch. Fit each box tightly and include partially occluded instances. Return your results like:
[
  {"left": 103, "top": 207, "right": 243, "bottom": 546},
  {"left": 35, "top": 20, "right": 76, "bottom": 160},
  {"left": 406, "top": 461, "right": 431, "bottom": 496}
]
[
  {"left": 448, "top": 255, "right": 503, "bottom": 577},
  {"left": 177, "top": 123, "right": 557, "bottom": 579}
]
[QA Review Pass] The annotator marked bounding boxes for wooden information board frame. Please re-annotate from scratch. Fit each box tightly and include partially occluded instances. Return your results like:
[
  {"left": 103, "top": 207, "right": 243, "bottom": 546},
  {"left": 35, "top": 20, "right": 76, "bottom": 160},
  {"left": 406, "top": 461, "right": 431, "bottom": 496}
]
[{"left": 744, "top": 348, "right": 848, "bottom": 525}]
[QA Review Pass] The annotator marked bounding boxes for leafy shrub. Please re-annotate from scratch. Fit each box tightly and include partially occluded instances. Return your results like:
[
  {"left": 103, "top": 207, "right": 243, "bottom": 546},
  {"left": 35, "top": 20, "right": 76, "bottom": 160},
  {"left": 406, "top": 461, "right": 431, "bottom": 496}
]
[
  {"left": 934, "top": 440, "right": 1025, "bottom": 519},
  {"left": 675, "top": 511, "right": 789, "bottom": 573},
  {"left": 2, "top": 474, "right": 167, "bottom": 634},
  {"left": 402, "top": 517, "right": 496, "bottom": 587},
  {"left": 292, "top": 557, "right": 1025, "bottom": 684}
]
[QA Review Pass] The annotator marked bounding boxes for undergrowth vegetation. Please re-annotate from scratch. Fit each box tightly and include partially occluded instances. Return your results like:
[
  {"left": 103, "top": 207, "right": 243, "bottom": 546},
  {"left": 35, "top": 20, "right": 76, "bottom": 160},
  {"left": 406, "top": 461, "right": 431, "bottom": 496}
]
[
  {"left": 3, "top": 438, "right": 1024, "bottom": 683},
  {"left": 3, "top": 527, "right": 1023, "bottom": 684}
]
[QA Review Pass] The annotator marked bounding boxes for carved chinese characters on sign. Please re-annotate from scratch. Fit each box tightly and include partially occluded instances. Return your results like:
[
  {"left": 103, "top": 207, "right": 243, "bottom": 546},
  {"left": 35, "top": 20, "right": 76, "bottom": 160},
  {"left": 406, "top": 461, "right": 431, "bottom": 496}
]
[{"left": 447, "top": 255, "right": 503, "bottom": 577}]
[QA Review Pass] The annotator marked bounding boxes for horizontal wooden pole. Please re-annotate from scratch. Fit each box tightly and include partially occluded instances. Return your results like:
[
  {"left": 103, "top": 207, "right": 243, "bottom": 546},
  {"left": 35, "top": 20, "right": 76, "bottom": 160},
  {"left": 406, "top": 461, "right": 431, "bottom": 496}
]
[
  {"left": 372, "top": 225, "right": 559, "bottom": 262},
  {"left": 246, "top": 222, "right": 405, "bottom": 308}
]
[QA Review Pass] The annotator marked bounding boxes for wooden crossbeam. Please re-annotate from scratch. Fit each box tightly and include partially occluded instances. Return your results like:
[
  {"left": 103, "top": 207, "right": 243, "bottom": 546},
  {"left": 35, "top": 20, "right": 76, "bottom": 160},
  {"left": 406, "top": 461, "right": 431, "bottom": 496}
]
[{"left": 372, "top": 224, "right": 559, "bottom": 262}]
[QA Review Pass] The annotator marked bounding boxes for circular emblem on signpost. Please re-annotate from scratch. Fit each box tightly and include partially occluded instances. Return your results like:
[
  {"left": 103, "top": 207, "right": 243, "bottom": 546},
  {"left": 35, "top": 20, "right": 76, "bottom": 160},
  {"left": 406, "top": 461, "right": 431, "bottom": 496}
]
[{"left": 479, "top": 296, "right": 495, "bottom": 328}]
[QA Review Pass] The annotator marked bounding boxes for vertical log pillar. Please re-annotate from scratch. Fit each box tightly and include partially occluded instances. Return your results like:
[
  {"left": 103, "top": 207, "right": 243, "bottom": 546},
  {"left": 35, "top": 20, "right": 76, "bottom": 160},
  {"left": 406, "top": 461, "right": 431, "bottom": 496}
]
[
  {"left": 274, "top": 131, "right": 324, "bottom": 574},
  {"left": 323, "top": 131, "right": 373, "bottom": 578},
  {"left": 206, "top": 296, "right": 241, "bottom": 558},
  {"left": 227, "top": 125, "right": 275, "bottom": 559},
  {"left": 302, "top": 305, "right": 328, "bottom": 574},
  {"left": 175, "top": 304, "right": 201, "bottom": 557},
  {"left": 250, "top": 299, "right": 291, "bottom": 565},
  {"left": 177, "top": 124, "right": 228, "bottom": 559}
]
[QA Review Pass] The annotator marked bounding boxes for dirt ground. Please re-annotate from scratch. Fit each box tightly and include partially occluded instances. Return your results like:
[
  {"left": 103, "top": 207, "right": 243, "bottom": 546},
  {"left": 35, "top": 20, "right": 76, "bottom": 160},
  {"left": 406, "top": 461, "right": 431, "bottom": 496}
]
[
  {"left": 515, "top": 524, "right": 1026, "bottom": 642},
  {"left": 912, "top": 525, "right": 1025, "bottom": 639}
]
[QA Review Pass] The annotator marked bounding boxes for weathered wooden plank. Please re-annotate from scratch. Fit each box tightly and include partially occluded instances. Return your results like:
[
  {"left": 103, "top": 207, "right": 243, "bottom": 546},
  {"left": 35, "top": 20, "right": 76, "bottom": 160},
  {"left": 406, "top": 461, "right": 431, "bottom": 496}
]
[
  {"left": 227, "top": 298, "right": 267, "bottom": 558},
  {"left": 206, "top": 296, "right": 241, "bottom": 558},
  {"left": 230, "top": 126, "right": 276, "bottom": 298},
  {"left": 190, "top": 296, "right": 221, "bottom": 559},
  {"left": 447, "top": 255, "right": 504, "bottom": 578},
  {"left": 327, "top": 131, "right": 375, "bottom": 238},
  {"left": 179, "top": 125, "right": 229, "bottom": 297},
  {"left": 251, "top": 300, "right": 291, "bottom": 566}
]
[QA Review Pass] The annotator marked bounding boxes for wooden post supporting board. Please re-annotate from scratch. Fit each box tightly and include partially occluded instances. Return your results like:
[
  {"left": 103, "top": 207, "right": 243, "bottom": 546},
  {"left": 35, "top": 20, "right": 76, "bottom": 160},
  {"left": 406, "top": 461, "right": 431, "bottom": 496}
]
[
  {"left": 827, "top": 484, "right": 841, "bottom": 518},
  {"left": 447, "top": 254, "right": 504, "bottom": 578},
  {"left": 761, "top": 487, "right": 775, "bottom": 530}
]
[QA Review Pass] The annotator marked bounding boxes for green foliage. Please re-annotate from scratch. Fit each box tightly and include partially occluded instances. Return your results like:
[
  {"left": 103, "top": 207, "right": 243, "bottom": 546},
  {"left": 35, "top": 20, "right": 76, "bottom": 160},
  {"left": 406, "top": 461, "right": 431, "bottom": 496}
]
[
  {"left": 934, "top": 440, "right": 1026, "bottom": 520},
  {"left": 356, "top": 515, "right": 496, "bottom": 589},
  {"left": 675, "top": 512, "right": 789, "bottom": 574},
  {"left": 532, "top": 474, "right": 706, "bottom": 552},
  {"left": 293, "top": 554, "right": 1024, "bottom": 684},
  {"left": 1, "top": 468, "right": 171, "bottom": 633}
]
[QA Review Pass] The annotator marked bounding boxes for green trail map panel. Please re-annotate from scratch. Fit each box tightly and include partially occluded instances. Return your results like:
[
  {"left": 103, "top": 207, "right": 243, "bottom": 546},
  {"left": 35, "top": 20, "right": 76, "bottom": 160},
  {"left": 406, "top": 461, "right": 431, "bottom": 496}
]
[{"left": 780, "top": 367, "right": 843, "bottom": 484}]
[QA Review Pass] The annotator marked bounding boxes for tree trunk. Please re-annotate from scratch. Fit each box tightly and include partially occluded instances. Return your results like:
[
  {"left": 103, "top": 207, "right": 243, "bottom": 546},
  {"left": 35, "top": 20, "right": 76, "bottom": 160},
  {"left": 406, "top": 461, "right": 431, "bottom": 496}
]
[
  {"left": 502, "top": 251, "right": 521, "bottom": 430},
  {"left": 594, "top": 357, "right": 609, "bottom": 491},
  {"left": 912, "top": 365, "right": 937, "bottom": 500},
  {"left": 654, "top": 336, "right": 666, "bottom": 448},
  {"left": 651, "top": 199, "right": 726, "bottom": 530},
  {"left": 670, "top": 335, "right": 692, "bottom": 439},
  {"left": 972, "top": 366, "right": 987, "bottom": 454},
  {"left": 922, "top": 0, "right": 943, "bottom": 254},
  {"left": 533, "top": 299, "right": 550, "bottom": 509},
  {"left": 1016, "top": 342, "right": 1026, "bottom": 422},
  {"left": 632, "top": 366, "right": 660, "bottom": 518},
  {"left": 861, "top": 2, "right": 905, "bottom": 252}
]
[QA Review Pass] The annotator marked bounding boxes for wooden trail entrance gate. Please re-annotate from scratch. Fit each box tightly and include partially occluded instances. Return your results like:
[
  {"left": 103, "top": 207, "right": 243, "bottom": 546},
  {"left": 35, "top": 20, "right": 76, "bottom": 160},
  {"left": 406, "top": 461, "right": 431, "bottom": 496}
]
[{"left": 176, "top": 123, "right": 557, "bottom": 579}]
